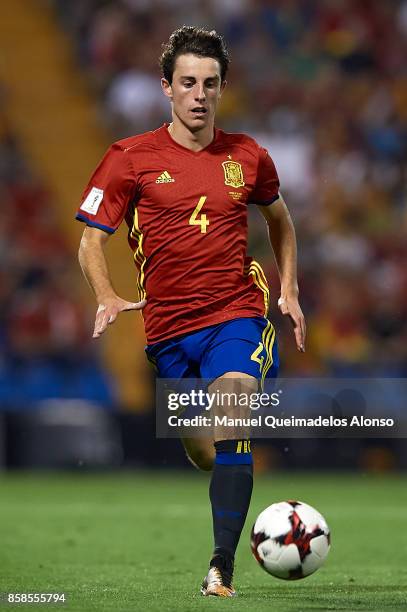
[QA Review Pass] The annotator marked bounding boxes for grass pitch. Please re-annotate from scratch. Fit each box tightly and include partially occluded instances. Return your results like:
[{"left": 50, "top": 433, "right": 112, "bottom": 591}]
[{"left": 0, "top": 470, "right": 406, "bottom": 611}]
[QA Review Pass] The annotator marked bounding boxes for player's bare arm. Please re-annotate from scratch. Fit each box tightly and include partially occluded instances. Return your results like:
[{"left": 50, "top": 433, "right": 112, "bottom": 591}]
[
  {"left": 258, "top": 194, "right": 306, "bottom": 352},
  {"left": 78, "top": 226, "right": 146, "bottom": 338}
]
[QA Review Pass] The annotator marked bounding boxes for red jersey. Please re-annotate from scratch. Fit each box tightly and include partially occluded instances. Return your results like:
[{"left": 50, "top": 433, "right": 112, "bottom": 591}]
[{"left": 76, "top": 124, "right": 280, "bottom": 344}]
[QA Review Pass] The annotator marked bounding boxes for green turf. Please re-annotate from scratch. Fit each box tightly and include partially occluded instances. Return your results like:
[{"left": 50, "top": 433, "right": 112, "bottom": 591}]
[{"left": 0, "top": 471, "right": 406, "bottom": 611}]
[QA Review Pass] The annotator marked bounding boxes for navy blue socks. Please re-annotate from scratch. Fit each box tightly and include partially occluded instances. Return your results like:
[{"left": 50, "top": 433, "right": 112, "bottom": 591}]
[{"left": 209, "top": 439, "right": 253, "bottom": 560}]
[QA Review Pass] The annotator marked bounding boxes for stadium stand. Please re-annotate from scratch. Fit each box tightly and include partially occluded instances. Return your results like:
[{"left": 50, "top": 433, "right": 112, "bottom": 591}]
[
  {"left": 0, "top": 97, "right": 114, "bottom": 408},
  {"left": 0, "top": 0, "right": 406, "bottom": 469}
]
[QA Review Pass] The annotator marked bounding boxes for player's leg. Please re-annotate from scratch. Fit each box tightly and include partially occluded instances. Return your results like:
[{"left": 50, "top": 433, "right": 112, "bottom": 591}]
[
  {"left": 181, "top": 437, "right": 214, "bottom": 471},
  {"left": 146, "top": 336, "right": 215, "bottom": 471},
  {"left": 201, "top": 371, "right": 256, "bottom": 597},
  {"left": 200, "top": 317, "right": 278, "bottom": 597}
]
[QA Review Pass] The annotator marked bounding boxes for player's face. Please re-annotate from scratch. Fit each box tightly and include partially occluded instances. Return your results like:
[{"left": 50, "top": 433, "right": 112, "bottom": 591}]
[{"left": 161, "top": 53, "right": 226, "bottom": 132}]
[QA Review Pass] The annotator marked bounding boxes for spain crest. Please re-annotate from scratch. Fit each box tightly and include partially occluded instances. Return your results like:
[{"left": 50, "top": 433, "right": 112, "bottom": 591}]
[{"left": 222, "top": 159, "right": 245, "bottom": 188}]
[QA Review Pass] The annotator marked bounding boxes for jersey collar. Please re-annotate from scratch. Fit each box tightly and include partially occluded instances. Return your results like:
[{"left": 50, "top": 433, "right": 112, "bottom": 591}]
[{"left": 161, "top": 122, "right": 218, "bottom": 154}]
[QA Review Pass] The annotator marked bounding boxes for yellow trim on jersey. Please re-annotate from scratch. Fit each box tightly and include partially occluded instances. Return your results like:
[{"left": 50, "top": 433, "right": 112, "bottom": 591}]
[
  {"left": 260, "top": 320, "right": 276, "bottom": 388},
  {"left": 130, "top": 208, "right": 147, "bottom": 301},
  {"left": 244, "top": 259, "right": 270, "bottom": 315}
]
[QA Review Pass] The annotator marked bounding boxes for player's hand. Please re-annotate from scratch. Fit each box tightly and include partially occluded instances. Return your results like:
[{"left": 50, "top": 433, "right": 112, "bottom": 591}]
[
  {"left": 93, "top": 297, "right": 147, "bottom": 338},
  {"left": 278, "top": 295, "right": 306, "bottom": 352}
]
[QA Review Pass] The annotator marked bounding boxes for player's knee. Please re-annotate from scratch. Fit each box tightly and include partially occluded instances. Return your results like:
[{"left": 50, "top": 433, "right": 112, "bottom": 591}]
[
  {"left": 182, "top": 438, "right": 215, "bottom": 471},
  {"left": 185, "top": 447, "right": 215, "bottom": 472}
]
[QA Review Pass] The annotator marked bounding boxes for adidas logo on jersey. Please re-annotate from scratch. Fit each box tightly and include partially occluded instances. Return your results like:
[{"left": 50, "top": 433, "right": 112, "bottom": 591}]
[{"left": 156, "top": 171, "right": 175, "bottom": 184}]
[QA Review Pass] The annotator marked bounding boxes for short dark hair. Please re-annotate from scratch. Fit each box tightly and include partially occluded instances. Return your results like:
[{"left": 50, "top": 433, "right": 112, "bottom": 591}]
[{"left": 159, "top": 26, "right": 230, "bottom": 84}]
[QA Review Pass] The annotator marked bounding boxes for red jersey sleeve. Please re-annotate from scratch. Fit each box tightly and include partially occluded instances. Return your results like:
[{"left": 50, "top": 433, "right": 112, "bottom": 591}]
[
  {"left": 75, "top": 143, "right": 136, "bottom": 234},
  {"left": 250, "top": 146, "right": 280, "bottom": 206}
]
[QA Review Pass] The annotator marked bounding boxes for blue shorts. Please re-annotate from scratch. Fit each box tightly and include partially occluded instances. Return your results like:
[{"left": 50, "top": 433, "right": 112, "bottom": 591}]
[{"left": 145, "top": 316, "right": 278, "bottom": 382}]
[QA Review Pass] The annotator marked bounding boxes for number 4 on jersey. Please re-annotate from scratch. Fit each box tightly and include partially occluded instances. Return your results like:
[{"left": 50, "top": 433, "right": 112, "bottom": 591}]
[
  {"left": 251, "top": 342, "right": 264, "bottom": 370},
  {"left": 189, "top": 196, "right": 209, "bottom": 233}
]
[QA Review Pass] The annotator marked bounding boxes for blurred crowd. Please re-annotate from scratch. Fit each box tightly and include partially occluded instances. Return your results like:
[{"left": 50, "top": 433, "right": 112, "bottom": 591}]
[
  {"left": 53, "top": 0, "right": 407, "bottom": 377},
  {"left": 0, "top": 98, "right": 114, "bottom": 408}
]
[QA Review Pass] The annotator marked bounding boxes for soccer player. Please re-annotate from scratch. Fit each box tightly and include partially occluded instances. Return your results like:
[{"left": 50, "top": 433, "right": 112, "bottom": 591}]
[{"left": 76, "top": 26, "right": 305, "bottom": 597}]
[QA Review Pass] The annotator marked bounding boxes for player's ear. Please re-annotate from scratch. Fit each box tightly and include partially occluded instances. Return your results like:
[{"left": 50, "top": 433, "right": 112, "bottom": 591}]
[{"left": 161, "top": 78, "right": 173, "bottom": 99}]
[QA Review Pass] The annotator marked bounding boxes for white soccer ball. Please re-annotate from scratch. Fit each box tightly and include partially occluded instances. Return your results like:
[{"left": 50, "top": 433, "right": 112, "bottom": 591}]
[{"left": 251, "top": 500, "right": 330, "bottom": 580}]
